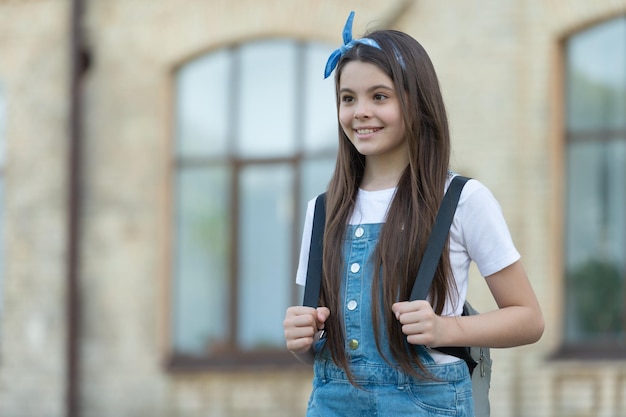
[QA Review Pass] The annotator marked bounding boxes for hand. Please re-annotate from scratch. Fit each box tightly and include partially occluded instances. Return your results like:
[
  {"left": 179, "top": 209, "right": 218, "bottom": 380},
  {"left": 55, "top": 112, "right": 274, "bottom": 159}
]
[
  {"left": 283, "top": 306, "right": 331, "bottom": 354},
  {"left": 392, "top": 300, "right": 445, "bottom": 347}
]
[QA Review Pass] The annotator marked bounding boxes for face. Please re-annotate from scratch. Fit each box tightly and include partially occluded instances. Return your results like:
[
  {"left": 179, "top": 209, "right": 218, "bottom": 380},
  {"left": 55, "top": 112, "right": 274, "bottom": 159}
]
[{"left": 338, "top": 60, "right": 407, "bottom": 163}]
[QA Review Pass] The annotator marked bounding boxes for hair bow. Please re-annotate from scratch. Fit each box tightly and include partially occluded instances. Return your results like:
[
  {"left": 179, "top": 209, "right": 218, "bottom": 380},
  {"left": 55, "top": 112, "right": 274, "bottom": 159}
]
[{"left": 323, "top": 11, "right": 382, "bottom": 79}]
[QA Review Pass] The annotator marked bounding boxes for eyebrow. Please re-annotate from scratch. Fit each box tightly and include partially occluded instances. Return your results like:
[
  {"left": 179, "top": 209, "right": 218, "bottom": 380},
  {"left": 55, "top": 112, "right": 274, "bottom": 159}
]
[{"left": 339, "top": 84, "right": 395, "bottom": 94}]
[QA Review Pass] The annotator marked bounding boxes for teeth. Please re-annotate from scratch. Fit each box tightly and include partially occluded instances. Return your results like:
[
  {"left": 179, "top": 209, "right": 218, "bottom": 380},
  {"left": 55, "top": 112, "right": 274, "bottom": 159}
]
[{"left": 356, "top": 128, "right": 377, "bottom": 134}]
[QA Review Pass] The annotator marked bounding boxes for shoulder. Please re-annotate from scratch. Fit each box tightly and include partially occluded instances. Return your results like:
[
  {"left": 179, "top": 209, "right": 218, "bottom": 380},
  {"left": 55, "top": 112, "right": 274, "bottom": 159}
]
[
  {"left": 447, "top": 173, "right": 502, "bottom": 213},
  {"left": 447, "top": 174, "right": 520, "bottom": 275}
]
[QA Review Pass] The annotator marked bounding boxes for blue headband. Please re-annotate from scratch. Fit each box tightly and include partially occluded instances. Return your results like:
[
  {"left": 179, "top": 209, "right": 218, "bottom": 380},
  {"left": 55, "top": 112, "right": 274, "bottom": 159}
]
[{"left": 323, "top": 11, "right": 382, "bottom": 79}]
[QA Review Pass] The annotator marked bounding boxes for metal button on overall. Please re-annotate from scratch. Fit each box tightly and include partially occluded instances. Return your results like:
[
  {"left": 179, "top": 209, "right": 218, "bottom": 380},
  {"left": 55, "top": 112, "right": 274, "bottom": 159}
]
[
  {"left": 350, "top": 263, "right": 360, "bottom": 273},
  {"left": 348, "top": 339, "right": 359, "bottom": 350},
  {"left": 355, "top": 227, "right": 364, "bottom": 237},
  {"left": 347, "top": 300, "right": 358, "bottom": 310}
]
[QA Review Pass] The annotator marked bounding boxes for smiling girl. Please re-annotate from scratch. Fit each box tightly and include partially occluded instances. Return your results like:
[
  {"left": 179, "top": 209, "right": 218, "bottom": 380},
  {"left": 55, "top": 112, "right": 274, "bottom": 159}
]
[{"left": 283, "top": 12, "right": 544, "bottom": 417}]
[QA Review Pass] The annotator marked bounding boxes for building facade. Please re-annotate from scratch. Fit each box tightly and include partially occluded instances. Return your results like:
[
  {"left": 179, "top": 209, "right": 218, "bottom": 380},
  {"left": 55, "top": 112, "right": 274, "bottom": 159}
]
[{"left": 0, "top": 0, "right": 624, "bottom": 416}]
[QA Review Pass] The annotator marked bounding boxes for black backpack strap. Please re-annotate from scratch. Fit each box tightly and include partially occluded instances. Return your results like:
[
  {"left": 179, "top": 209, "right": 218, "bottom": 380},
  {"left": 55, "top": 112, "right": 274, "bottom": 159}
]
[
  {"left": 407, "top": 175, "right": 477, "bottom": 375},
  {"left": 409, "top": 175, "right": 470, "bottom": 301},
  {"left": 302, "top": 193, "right": 326, "bottom": 308}
]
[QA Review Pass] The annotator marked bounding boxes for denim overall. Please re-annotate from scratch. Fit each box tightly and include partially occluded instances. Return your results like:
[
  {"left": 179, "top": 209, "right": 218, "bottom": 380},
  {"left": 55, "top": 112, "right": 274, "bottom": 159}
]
[{"left": 307, "top": 224, "right": 474, "bottom": 417}]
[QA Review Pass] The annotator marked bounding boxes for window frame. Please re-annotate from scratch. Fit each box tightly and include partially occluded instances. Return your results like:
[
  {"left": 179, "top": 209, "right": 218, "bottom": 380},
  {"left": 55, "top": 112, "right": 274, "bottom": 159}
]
[
  {"left": 556, "top": 16, "right": 626, "bottom": 360},
  {"left": 167, "top": 40, "right": 337, "bottom": 370}
]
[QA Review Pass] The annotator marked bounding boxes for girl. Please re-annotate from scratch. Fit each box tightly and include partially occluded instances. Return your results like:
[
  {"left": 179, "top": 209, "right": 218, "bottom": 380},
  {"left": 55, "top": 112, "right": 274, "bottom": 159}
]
[{"left": 283, "top": 11, "right": 544, "bottom": 417}]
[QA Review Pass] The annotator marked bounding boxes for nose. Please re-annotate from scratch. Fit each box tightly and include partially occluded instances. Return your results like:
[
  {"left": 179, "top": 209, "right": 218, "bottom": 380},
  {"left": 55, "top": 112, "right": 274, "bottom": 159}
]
[{"left": 354, "top": 102, "right": 371, "bottom": 119}]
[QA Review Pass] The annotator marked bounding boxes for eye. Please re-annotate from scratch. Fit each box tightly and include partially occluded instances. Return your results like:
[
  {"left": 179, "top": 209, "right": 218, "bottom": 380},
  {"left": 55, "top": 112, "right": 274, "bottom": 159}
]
[
  {"left": 341, "top": 94, "right": 355, "bottom": 103},
  {"left": 373, "top": 93, "right": 388, "bottom": 101}
]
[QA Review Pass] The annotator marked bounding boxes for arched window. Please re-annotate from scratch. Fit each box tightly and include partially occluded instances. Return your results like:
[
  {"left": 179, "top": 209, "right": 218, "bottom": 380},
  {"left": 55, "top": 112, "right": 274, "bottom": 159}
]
[
  {"left": 170, "top": 40, "right": 336, "bottom": 366},
  {"left": 563, "top": 16, "right": 626, "bottom": 356}
]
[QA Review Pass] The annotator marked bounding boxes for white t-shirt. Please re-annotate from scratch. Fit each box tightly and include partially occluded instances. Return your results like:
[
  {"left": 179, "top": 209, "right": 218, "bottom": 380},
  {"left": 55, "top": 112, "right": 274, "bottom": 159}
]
[{"left": 295, "top": 175, "right": 521, "bottom": 362}]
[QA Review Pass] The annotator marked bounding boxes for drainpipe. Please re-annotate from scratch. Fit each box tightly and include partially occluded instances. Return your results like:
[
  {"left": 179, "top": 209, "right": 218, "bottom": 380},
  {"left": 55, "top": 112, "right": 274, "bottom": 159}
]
[{"left": 67, "top": 0, "right": 88, "bottom": 416}]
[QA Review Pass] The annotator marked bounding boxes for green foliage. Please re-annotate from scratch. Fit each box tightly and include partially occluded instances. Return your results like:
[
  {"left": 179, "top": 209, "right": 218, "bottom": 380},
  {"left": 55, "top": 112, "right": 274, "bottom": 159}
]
[{"left": 568, "top": 259, "right": 624, "bottom": 335}]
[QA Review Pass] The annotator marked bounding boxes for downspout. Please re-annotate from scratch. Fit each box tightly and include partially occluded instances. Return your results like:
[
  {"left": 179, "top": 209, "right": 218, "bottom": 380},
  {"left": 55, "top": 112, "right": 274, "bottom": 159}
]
[{"left": 67, "top": 0, "right": 88, "bottom": 415}]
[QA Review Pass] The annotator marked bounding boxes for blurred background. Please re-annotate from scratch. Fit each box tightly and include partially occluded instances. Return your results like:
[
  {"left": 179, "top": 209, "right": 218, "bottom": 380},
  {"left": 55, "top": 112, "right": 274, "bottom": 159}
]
[{"left": 0, "top": 0, "right": 625, "bottom": 416}]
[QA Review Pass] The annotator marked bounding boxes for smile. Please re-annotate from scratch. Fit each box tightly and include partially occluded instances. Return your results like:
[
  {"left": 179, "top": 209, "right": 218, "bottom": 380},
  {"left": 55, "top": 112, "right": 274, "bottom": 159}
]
[{"left": 355, "top": 128, "right": 381, "bottom": 134}]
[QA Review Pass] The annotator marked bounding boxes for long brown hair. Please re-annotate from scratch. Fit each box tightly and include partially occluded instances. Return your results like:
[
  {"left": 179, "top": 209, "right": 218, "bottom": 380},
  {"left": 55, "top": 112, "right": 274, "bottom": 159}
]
[{"left": 320, "top": 30, "right": 455, "bottom": 381}]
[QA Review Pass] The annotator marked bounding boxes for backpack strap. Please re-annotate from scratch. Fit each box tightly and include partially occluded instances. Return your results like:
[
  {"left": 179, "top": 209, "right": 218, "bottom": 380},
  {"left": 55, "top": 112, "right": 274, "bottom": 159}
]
[
  {"left": 406, "top": 175, "right": 477, "bottom": 375},
  {"left": 302, "top": 193, "right": 326, "bottom": 308},
  {"left": 409, "top": 175, "right": 470, "bottom": 300}
]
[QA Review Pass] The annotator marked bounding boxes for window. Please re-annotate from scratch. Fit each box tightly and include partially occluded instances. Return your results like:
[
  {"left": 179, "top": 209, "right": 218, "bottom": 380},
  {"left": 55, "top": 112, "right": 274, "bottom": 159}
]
[
  {"left": 170, "top": 40, "right": 336, "bottom": 366},
  {"left": 563, "top": 16, "right": 626, "bottom": 356}
]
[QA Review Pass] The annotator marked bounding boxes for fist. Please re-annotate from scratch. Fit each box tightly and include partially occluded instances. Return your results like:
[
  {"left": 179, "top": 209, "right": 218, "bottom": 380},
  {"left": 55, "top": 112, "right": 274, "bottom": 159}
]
[{"left": 283, "top": 306, "right": 331, "bottom": 354}]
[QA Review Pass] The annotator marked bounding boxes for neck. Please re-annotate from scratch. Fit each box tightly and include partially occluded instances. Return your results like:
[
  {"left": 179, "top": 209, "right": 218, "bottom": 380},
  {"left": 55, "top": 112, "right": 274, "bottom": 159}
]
[{"left": 360, "top": 157, "right": 409, "bottom": 191}]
